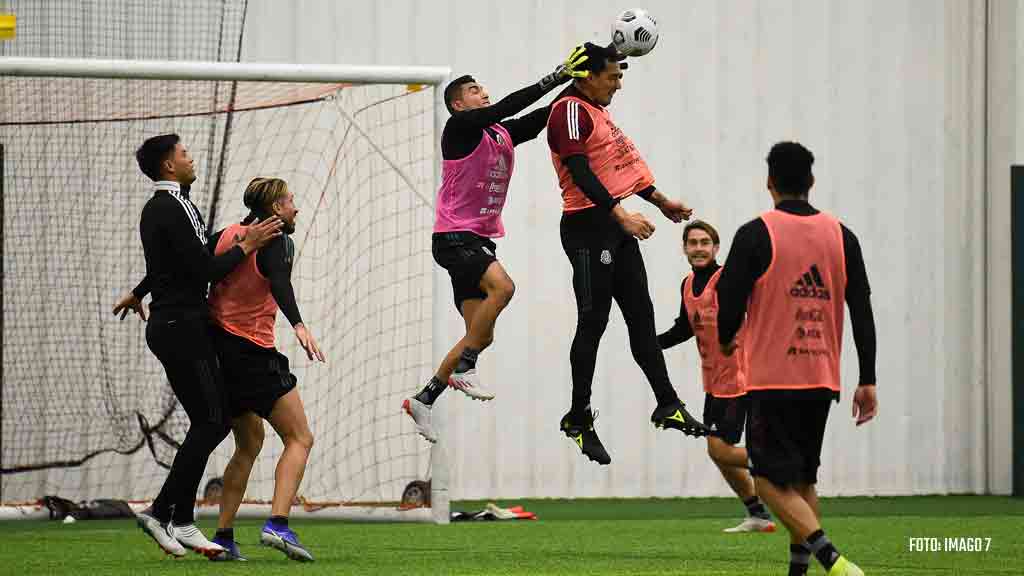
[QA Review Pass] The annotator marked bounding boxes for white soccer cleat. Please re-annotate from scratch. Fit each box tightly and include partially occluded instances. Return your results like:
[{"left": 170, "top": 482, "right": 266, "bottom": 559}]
[
  {"left": 169, "top": 523, "right": 226, "bottom": 558},
  {"left": 448, "top": 368, "right": 494, "bottom": 401},
  {"left": 135, "top": 508, "right": 186, "bottom": 557},
  {"left": 403, "top": 397, "right": 438, "bottom": 443},
  {"left": 723, "top": 516, "right": 777, "bottom": 533}
]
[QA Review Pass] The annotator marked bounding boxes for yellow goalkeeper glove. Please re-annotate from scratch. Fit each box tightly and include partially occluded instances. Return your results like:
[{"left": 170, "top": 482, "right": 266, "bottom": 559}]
[
  {"left": 539, "top": 45, "right": 590, "bottom": 89},
  {"left": 559, "top": 45, "right": 590, "bottom": 79}
]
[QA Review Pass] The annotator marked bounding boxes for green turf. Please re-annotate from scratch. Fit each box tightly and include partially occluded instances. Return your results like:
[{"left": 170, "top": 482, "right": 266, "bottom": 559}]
[{"left": 2, "top": 496, "right": 1022, "bottom": 575}]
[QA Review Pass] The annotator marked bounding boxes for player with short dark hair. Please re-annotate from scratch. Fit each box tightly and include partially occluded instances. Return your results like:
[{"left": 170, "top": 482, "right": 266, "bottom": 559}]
[
  {"left": 115, "top": 134, "right": 281, "bottom": 558},
  {"left": 659, "top": 220, "right": 775, "bottom": 533},
  {"left": 546, "top": 42, "right": 707, "bottom": 466},
  {"left": 403, "top": 47, "right": 590, "bottom": 442},
  {"left": 716, "top": 141, "right": 877, "bottom": 576}
]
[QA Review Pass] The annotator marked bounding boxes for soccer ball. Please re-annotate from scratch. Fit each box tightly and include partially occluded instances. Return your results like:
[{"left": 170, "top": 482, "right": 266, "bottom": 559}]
[{"left": 611, "top": 8, "right": 659, "bottom": 57}]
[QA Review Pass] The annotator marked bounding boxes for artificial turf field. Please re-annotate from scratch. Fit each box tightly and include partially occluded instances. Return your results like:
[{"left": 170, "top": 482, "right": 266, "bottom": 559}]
[{"left": 2, "top": 496, "right": 1021, "bottom": 575}]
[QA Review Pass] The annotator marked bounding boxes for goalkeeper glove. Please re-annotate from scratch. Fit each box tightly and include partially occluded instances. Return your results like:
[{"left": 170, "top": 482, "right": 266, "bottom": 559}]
[{"left": 539, "top": 45, "right": 590, "bottom": 89}]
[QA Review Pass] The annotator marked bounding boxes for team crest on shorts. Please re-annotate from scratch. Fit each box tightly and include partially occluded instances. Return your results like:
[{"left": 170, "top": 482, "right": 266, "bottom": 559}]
[{"left": 600, "top": 250, "right": 612, "bottom": 265}]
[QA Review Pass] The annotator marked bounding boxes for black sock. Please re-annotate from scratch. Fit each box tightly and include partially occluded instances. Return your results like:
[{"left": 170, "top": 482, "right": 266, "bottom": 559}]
[
  {"left": 788, "top": 543, "right": 811, "bottom": 576},
  {"left": 215, "top": 528, "right": 234, "bottom": 542},
  {"left": 413, "top": 376, "right": 446, "bottom": 405},
  {"left": 743, "top": 496, "right": 769, "bottom": 519},
  {"left": 806, "top": 529, "right": 840, "bottom": 570},
  {"left": 269, "top": 515, "right": 289, "bottom": 528},
  {"left": 148, "top": 503, "right": 172, "bottom": 524},
  {"left": 455, "top": 347, "right": 479, "bottom": 373}
]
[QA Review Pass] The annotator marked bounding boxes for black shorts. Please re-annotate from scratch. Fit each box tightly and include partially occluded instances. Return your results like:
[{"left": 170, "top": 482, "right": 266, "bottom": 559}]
[
  {"left": 703, "top": 393, "right": 748, "bottom": 445},
  {"left": 746, "top": 389, "right": 836, "bottom": 486},
  {"left": 210, "top": 325, "right": 297, "bottom": 420},
  {"left": 432, "top": 231, "right": 497, "bottom": 310}
]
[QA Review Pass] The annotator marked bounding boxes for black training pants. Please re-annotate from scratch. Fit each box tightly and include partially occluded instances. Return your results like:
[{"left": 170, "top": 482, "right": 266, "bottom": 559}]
[
  {"left": 559, "top": 207, "right": 680, "bottom": 415},
  {"left": 145, "top": 311, "right": 231, "bottom": 524}
]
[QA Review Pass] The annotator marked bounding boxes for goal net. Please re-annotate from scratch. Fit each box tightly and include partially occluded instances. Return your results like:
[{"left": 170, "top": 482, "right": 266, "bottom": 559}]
[{"left": 0, "top": 58, "right": 450, "bottom": 523}]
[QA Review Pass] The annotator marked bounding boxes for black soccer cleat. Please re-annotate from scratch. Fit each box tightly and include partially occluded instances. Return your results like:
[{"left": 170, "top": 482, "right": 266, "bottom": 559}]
[
  {"left": 560, "top": 409, "right": 611, "bottom": 465},
  {"left": 651, "top": 400, "right": 709, "bottom": 437}
]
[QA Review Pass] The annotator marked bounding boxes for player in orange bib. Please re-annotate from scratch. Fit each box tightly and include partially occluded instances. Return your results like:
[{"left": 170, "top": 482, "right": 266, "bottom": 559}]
[
  {"left": 206, "top": 177, "right": 325, "bottom": 562},
  {"left": 716, "top": 142, "right": 877, "bottom": 576},
  {"left": 658, "top": 220, "right": 775, "bottom": 534},
  {"left": 546, "top": 42, "right": 707, "bottom": 465}
]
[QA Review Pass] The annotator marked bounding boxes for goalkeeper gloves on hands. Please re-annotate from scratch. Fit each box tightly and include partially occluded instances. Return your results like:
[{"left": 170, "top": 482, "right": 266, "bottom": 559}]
[{"left": 539, "top": 45, "right": 590, "bottom": 89}]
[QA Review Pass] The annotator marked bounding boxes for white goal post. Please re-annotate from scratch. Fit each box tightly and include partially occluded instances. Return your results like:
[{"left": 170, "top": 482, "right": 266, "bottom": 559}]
[{"left": 0, "top": 57, "right": 452, "bottom": 524}]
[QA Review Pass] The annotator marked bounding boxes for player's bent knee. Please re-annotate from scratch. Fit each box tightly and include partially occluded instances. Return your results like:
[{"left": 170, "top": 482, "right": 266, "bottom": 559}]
[
  {"left": 297, "top": 430, "right": 314, "bottom": 452},
  {"left": 500, "top": 278, "right": 515, "bottom": 304},
  {"left": 487, "top": 277, "right": 515, "bottom": 307},
  {"left": 707, "top": 437, "right": 731, "bottom": 465},
  {"left": 285, "top": 426, "right": 314, "bottom": 452}
]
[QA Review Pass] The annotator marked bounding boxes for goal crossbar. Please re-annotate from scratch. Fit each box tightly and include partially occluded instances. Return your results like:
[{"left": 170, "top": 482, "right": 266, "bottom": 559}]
[{"left": 0, "top": 56, "right": 450, "bottom": 85}]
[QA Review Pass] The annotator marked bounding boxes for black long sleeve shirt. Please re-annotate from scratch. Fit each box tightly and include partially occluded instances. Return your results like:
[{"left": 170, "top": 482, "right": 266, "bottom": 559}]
[
  {"left": 442, "top": 79, "right": 562, "bottom": 161},
  {"left": 716, "top": 199, "right": 877, "bottom": 385},
  {"left": 657, "top": 262, "right": 721, "bottom": 350},
  {"left": 137, "top": 181, "right": 245, "bottom": 318}
]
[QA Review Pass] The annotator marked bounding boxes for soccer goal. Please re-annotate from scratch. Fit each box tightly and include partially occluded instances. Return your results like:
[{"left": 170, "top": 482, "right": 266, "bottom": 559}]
[{"left": 0, "top": 57, "right": 451, "bottom": 524}]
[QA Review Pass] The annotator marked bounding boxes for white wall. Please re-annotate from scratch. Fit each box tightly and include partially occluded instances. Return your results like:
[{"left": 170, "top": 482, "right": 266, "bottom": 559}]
[
  {"left": 244, "top": 0, "right": 998, "bottom": 498},
  {"left": 987, "top": 0, "right": 1023, "bottom": 495},
  {"left": 2, "top": 0, "right": 1010, "bottom": 501}
]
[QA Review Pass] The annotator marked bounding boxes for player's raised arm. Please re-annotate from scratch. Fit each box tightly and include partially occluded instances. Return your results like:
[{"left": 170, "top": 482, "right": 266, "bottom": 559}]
[{"left": 447, "top": 45, "right": 589, "bottom": 130}]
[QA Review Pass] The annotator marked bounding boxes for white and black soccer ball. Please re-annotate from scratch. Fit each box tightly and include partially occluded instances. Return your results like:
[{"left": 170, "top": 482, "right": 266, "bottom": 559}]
[{"left": 611, "top": 8, "right": 659, "bottom": 57}]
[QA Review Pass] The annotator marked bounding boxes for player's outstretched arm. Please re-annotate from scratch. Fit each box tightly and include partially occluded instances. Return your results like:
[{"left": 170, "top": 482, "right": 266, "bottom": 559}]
[
  {"left": 453, "top": 45, "right": 589, "bottom": 129},
  {"left": 257, "top": 236, "right": 325, "bottom": 363}
]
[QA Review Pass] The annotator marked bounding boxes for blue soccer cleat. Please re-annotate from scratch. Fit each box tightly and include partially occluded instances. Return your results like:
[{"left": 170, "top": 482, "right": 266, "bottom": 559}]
[
  {"left": 260, "top": 521, "right": 314, "bottom": 562},
  {"left": 209, "top": 535, "right": 247, "bottom": 561}
]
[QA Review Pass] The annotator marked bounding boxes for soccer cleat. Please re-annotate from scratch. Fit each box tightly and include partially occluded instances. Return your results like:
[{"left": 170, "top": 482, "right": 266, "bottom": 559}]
[
  {"left": 209, "top": 536, "right": 248, "bottom": 561},
  {"left": 560, "top": 409, "right": 611, "bottom": 465},
  {"left": 135, "top": 507, "right": 186, "bottom": 557},
  {"left": 261, "top": 521, "right": 314, "bottom": 562},
  {"left": 651, "top": 400, "right": 709, "bottom": 437},
  {"left": 402, "top": 397, "right": 438, "bottom": 443},
  {"left": 448, "top": 367, "right": 495, "bottom": 401},
  {"left": 723, "top": 516, "right": 777, "bottom": 533},
  {"left": 169, "top": 523, "right": 226, "bottom": 559},
  {"left": 827, "top": 556, "right": 865, "bottom": 576}
]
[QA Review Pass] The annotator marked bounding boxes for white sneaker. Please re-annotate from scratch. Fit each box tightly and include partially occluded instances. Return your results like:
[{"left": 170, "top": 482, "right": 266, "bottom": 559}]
[
  {"left": 403, "top": 397, "right": 438, "bottom": 443},
  {"left": 169, "top": 523, "right": 226, "bottom": 558},
  {"left": 723, "top": 516, "right": 777, "bottom": 533},
  {"left": 135, "top": 508, "right": 186, "bottom": 557},
  {"left": 448, "top": 368, "right": 494, "bottom": 401}
]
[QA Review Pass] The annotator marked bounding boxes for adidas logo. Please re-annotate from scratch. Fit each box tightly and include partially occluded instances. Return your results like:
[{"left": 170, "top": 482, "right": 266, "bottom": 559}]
[{"left": 790, "top": 265, "right": 831, "bottom": 300}]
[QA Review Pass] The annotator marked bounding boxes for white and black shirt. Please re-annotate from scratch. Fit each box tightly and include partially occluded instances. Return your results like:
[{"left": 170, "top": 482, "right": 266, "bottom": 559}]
[{"left": 134, "top": 180, "right": 245, "bottom": 318}]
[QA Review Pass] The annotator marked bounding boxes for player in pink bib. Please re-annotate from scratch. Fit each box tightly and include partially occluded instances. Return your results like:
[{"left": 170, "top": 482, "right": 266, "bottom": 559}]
[
  {"left": 404, "top": 47, "right": 590, "bottom": 442},
  {"left": 659, "top": 220, "right": 775, "bottom": 534}
]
